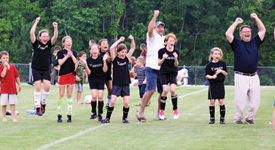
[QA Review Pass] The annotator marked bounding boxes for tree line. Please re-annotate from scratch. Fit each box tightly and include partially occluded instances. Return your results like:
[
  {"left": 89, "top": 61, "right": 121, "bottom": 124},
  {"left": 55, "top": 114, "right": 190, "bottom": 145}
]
[{"left": 1, "top": 0, "right": 275, "bottom": 67}]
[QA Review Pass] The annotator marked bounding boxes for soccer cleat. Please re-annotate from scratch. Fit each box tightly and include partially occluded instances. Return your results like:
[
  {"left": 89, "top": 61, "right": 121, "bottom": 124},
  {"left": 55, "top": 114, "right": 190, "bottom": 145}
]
[
  {"left": 89, "top": 113, "right": 97, "bottom": 119},
  {"left": 209, "top": 119, "right": 215, "bottom": 124},
  {"left": 173, "top": 109, "right": 179, "bottom": 119},
  {"left": 98, "top": 114, "right": 103, "bottom": 122},
  {"left": 67, "top": 115, "right": 72, "bottom": 123},
  {"left": 40, "top": 102, "right": 46, "bottom": 114},
  {"left": 159, "top": 110, "right": 165, "bottom": 120},
  {"left": 57, "top": 114, "right": 62, "bottom": 123},
  {"left": 220, "top": 118, "right": 225, "bottom": 124},
  {"left": 101, "top": 118, "right": 110, "bottom": 123},
  {"left": 36, "top": 107, "right": 43, "bottom": 116},
  {"left": 234, "top": 120, "right": 243, "bottom": 124},
  {"left": 122, "top": 118, "right": 130, "bottom": 123},
  {"left": 245, "top": 120, "right": 255, "bottom": 124}
]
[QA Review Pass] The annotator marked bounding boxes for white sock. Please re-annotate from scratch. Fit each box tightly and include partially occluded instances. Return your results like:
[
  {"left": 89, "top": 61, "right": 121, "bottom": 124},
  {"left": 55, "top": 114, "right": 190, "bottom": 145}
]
[
  {"left": 34, "top": 91, "right": 41, "bottom": 108},
  {"left": 42, "top": 90, "right": 50, "bottom": 105}
]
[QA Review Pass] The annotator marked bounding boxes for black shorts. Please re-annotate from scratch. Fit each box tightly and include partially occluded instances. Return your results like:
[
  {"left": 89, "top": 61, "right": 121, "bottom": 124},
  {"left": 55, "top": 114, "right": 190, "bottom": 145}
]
[
  {"left": 111, "top": 85, "right": 130, "bottom": 97},
  {"left": 208, "top": 82, "right": 225, "bottom": 100},
  {"left": 32, "top": 68, "right": 51, "bottom": 82},
  {"left": 89, "top": 79, "right": 105, "bottom": 90},
  {"left": 105, "top": 74, "right": 112, "bottom": 81},
  {"left": 161, "top": 74, "right": 177, "bottom": 85}
]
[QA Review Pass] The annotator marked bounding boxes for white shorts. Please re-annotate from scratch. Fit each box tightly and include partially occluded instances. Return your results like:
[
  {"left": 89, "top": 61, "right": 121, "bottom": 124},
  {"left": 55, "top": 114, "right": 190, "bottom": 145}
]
[{"left": 1, "top": 94, "right": 17, "bottom": 105}]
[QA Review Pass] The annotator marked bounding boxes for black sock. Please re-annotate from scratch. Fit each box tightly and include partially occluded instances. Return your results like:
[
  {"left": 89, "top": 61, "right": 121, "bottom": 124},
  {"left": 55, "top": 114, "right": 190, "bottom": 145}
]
[
  {"left": 171, "top": 95, "right": 178, "bottom": 110},
  {"left": 220, "top": 105, "right": 225, "bottom": 119},
  {"left": 209, "top": 106, "right": 215, "bottom": 120},
  {"left": 123, "top": 107, "right": 129, "bottom": 119},
  {"left": 160, "top": 96, "right": 167, "bottom": 110},
  {"left": 91, "top": 101, "right": 97, "bottom": 114},
  {"left": 98, "top": 101, "right": 104, "bottom": 115},
  {"left": 106, "top": 106, "right": 114, "bottom": 119}
]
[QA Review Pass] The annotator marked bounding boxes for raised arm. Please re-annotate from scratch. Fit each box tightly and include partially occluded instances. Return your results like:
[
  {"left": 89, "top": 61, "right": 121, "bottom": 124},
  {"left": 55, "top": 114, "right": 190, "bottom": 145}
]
[
  {"left": 148, "top": 10, "right": 159, "bottom": 38},
  {"left": 51, "top": 22, "right": 58, "bottom": 45},
  {"left": 225, "top": 17, "right": 243, "bottom": 43},
  {"left": 30, "top": 17, "right": 40, "bottom": 44},
  {"left": 102, "top": 53, "right": 109, "bottom": 73},
  {"left": 126, "top": 35, "right": 136, "bottom": 59},
  {"left": 110, "top": 36, "right": 125, "bottom": 61},
  {"left": 250, "top": 13, "right": 266, "bottom": 41}
]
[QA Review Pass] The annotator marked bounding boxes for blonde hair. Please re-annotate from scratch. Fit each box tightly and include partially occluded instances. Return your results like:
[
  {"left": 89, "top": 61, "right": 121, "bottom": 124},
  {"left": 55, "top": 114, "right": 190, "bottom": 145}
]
[
  {"left": 37, "top": 29, "right": 50, "bottom": 41},
  {"left": 62, "top": 36, "right": 72, "bottom": 46},
  {"left": 137, "top": 56, "right": 145, "bottom": 64},
  {"left": 209, "top": 47, "right": 223, "bottom": 62},
  {"left": 164, "top": 33, "right": 177, "bottom": 46}
]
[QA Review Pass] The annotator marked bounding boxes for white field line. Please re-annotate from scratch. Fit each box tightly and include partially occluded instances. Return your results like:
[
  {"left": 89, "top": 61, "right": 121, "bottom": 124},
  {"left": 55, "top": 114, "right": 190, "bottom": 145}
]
[
  {"left": 178, "top": 88, "right": 207, "bottom": 99},
  {"left": 36, "top": 124, "right": 109, "bottom": 150}
]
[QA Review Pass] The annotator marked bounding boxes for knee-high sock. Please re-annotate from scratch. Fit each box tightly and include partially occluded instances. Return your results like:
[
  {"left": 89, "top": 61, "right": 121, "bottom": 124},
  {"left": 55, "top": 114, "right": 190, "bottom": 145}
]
[
  {"left": 123, "top": 106, "right": 129, "bottom": 119},
  {"left": 106, "top": 106, "right": 114, "bottom": 119},
  {"left": 209, "top": 106, "right": 215, "bottom": 120},
  {"left": 67, "top": 98, "right": 73, "bottom": 115},
  {"left": 57, "top": 97, "right": 63, "bottom": 115},
  {"left": 34, "top": 91, "right": 41, "bottom": 108},
  {"left": 220, "top": 105, "right": 226, "bottom": 119},
  {"left": 42, "top": 90, "right": 50, "bottom": 105},
  {"left": 91, "top": 101, "right": 97, "bottom": 114},
  {"left": 107, "top": 95, "right": 111, "bottom": 104},
  {"left": 171, "top": 95, "right": 178, "bottom": 110},
  {"left": 98, "top": 101, "right": 104, "bottom": 114},
  {"left": 160, "top": 96, "right": 167, "bottom": 110}
]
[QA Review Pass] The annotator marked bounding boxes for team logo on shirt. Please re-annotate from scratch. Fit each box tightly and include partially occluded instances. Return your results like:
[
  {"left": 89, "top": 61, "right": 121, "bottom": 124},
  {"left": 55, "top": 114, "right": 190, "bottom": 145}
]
[
  {"left": 89, "top": 63, "right": 103, "bottom": 68},
  {"left": 166, "top": 56, "right": 175, "bottom": 60},
  {"left": 38, "top": 44, "right": 48, "bottom": 50},
  {"left": 211, "top": 67, "right": 223, "bottom": 71},
  {"left": 117, "top": 61, "right": 127, "bottom": 66}
]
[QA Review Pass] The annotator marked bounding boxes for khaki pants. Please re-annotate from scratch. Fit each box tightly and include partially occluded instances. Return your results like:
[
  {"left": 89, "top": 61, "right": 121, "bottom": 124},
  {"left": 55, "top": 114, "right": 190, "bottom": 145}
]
[{"left": 234, "top": 73, "right": 260, "bottom": 121}]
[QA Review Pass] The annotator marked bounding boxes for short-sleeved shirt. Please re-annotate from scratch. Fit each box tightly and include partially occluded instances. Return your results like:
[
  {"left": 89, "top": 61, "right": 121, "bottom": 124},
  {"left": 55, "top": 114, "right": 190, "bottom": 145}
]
[
  {"left": 57, "top": 49, "right": 78, "bottom": 76},
  {"left": 86, "top": 56, "right": 106, "bottom": 85},
  {"left": 146, "top": 30, "right": 165, "bottom": 70},
  {"left": 32, "top": 40, "right": 52, "bottom": 71},
  {"left": 135, "top": 67, "right": 146, "bottom": 85},
  {"left": 100, "top": 50, "right": 112, "bottom": 76},
  {"left": 230, "top": 34, "right": 263, "bottom": 73},
  {"left": 75, "top": 60, "right": 86, "bottom": 84},
  {"left": 205, "top": 61, "right": 227, "bottom": 83},
  {"left": 158, "top": 47, "right": 179, "bottom": 76},
  {"left": 112, "top": 56, "right": 130, "bottom": 86},
  {"left": 0, "top": 64, "right": 20, "bottom": 94}
]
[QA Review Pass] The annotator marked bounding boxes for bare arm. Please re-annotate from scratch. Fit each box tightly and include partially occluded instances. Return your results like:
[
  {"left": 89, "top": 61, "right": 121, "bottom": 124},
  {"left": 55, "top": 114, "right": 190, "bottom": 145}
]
[
  {"left": 15, "top": 77, "right": 21, "bottom": 93},
  {"left": 205, "top": 74, "right": 217, "bottom": 80},
  {"left": 0, "top": 66, "right": 7, "bottom": 78},
  {"left": 158, "top": 53, "right": 167, "bottom": 66},
  {"left": 110, "top": 37, "right": 125, "bottom": 61},
  {"left": 30, "top": 17, "right": 40, "bottom": 44},
  {"left": 148, "top": 10, "right": 159, "bottom": 38},
  {"left": 126, "top": 35, "right": 136, "bottom": 59},
  {"left": 102, "top": 53, "right": 108, "bottom": 73},
  {"left": 51, "top": 22, "right": 58, "bottom": 45},
  {"left": 58, "top": 55, "right": 70, "bottom": 66},
  {"left": 225, "top": 17, "right": 243, "bottom": 43},
  {"left": 173, "top": 52, "right": 179, "bottom": 67},
  {"left": 251, "top": 13, "right": 266, "bottom": 41},
  {"left": 273, "top": 108, "right": 275, "bottom": 131},
  {"left": 84, "top": 63, "right": 91, "bottom": 75}
]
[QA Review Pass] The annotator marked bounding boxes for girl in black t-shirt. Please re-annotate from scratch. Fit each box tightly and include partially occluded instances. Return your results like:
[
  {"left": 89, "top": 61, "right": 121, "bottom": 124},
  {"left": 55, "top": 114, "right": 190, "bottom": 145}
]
[
  {"left": 83, "top": 44, "right": 108, "bottom": 122},
  {"left": 205, "top": 47, "right": 228, "bottom": 124},
  {"left": 158, "top": 33, "right": 180, "bottom": 120},
  {"left": 30, "top": 17, "right": 58, "bottom": 116},
  {"left": 101, "top": 35, "right": 135, "bottom": 123},
  {"left": 56, "top": 36, "right": 78, "bottom": 123}
]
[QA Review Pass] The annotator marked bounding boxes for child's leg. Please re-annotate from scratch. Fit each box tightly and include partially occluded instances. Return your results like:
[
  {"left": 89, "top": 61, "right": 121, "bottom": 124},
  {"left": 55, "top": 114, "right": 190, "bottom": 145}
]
[
  {"left": 160, "top": 85, "right": 168, "bottom": 111},
  {"left": 91, "top": 89, "right": 98, "bottom": 115},
  {"left": 2, "top": 105, "right": 7, "bottom": 122},
  {"left": 58, "top": 86, "right": 66, "bottom": 115},
  {"left": 106, "top": 95, "right": 117, "bottom": 119},
  {"left": 122, "top": 96, "right": 130, "bottom": 119},
  {"left": 76, "top": 83, "right": 84, "bottom": 104},
  {"left": 170, "top": 83, "right": 178, "bottom": 110},
  {"left": 42, "top": 79, "right": 50, "bottom": 104},
  {"left": 98, "top": 90, "right": 104, "bottom": 115},
  {"left": 105, "top": 80, "right": 112, "bottom": 107},
  {"left": 66, "top": 85, "right": 73, "bottom": 116},
  {"left": 219, "top": 99, "right": 225, "bottom": 122},
  {"left": 10, "top": 104, "right": 17, "bottom": 122},
  {"left": 209, "top": 99, "right": 215, "bottom": 123},
  {"left": 34, "top": 80, "right": 42, "bottom": 108}
]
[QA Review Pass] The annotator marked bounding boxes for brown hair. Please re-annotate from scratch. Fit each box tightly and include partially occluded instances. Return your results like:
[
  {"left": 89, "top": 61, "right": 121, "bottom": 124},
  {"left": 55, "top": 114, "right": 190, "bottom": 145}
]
[
  {"left": 209, "top": 47, "right": 223, "bottom": 62},
  {"left": 164, "top": 33, "right": 177, "bottom": 46},
  {"left": 54, "top": 45, "right": 61, "bottom": 51},
  {"left": 0, "top": 51, "right": 9, "bottom": 59},
  {"left": 62, "top": 36, "right": 72, "bottom": 46},
  {"left": 37, "top": 29, "right": 50, "bottom": 40},
  {"left": 140, "top": 43, "right": 147, "bottom": 52},
  {"left": 78, "top": 51, "right": 87, "bottom": 58},
  {"left": 98, "top": 39, "right": 108, "bottom": 49},
  {"left": 89, "top": 43, "right": 100, "bottom": 57},
  {"left": 137, "top": 56, "right": 145, "bottom": 64},
  {"left": 117, "top": 43, "right": 127, "bottom": 53},
  {"left": 239, "top": 25, "right": 251, "bottom": 33}
]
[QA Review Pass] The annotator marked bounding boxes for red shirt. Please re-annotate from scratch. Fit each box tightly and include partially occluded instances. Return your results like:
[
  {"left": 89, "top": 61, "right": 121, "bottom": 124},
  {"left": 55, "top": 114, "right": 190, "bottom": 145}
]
[{"left": 0, "top": 64, "right": 20, "bottom": 94}]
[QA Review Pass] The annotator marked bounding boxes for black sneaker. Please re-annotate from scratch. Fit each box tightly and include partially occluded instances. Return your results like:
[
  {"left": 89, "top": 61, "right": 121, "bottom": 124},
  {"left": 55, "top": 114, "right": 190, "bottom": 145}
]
[
  {"left": 41, "top": 102, "right": 46, "bottom": 114},
  {"left": 89, "top": 113, "right": 97, "bottom": 119},
  {"left": 57, "top": 114, "right": 62, "bottom": 123},
  {"left": 36, "top": 107, "right": 43, "bottom": 116},
  {"left": 220, "top": 118, "right": 225, "bottom": 124},
  {"left": 122, "top": 118, "right": 130, "bottom": 123},
  {"left": 234, "top": 120, "right": 243, "bottom": 124},
  {"left": 98, "top": 114, "right": 103, "bottom": 122},
  {"left": 27, "top": 81, "right": 34, "bottom": 86},
  {"left": 245, "top": 120, "right": 255, "bottom": 124},
  {"left": 209, "top": 119, "right": 215, "bottom": 124},
  {"left": 67, "top": 115, "right": 72, "bottom": 123},
  {"left": 101, "top": 118, "right": 110, "bottom": 123}
]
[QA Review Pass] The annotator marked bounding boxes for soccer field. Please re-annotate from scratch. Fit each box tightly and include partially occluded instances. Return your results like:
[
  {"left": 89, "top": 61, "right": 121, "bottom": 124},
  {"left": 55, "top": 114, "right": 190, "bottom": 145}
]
[{"left": 0, "top": 84, "right": 274, "bottom": 149}]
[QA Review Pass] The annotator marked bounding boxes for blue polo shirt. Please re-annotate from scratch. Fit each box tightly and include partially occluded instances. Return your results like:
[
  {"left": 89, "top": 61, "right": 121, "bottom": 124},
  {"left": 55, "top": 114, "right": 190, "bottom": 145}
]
[{"left": 230, "top": 34, "right": 263, "bottom": 73}]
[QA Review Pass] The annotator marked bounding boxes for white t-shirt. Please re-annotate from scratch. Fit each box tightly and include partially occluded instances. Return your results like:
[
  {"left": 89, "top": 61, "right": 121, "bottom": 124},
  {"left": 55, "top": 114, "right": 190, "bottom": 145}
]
[{"left": 146, "top": 30, "right": 165, "bottom": 70}]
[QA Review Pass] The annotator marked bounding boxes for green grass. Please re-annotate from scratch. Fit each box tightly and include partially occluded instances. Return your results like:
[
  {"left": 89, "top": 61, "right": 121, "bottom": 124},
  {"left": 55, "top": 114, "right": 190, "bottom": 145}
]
[{"left": 0, "top": 83, "right": 275, "bottom": 150}]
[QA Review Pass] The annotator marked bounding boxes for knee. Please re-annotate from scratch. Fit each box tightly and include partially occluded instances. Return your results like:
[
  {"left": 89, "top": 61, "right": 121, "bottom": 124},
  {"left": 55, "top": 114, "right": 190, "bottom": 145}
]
[
  {"left": 162, "top": 89, "right": 168, "bottom": 96},
  {"left": 210, "top": 100, "right": 215, "bottom": 106}
]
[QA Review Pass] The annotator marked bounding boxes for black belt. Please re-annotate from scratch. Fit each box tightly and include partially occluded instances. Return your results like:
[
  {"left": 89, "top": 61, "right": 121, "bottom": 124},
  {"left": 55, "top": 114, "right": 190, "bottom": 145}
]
[{"left": 235, "top": 71, "right": 257, "bottom": 76}]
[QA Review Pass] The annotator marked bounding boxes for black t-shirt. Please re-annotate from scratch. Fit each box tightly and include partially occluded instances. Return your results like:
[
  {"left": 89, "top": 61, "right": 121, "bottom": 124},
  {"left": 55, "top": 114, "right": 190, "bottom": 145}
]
[
  {"left": 205, "top": 61, "right": 227, "bottom": 83},
  {"left": 112, "top": 56, "right": 130, "bottom": 86},
  {"left": 158, "top": 47, "right": 179, "bottom": 76},
  {"left": 86, "top": 56, "right": 106, "bottom": 84},
  {"left": 230, "top": 34, "right": 263, "bottom": 73},
  {"left": 32, "top": 40, "right": 52, "bottom": 71},
  {"left": 100, "top": 50, "right": 112, "bottom": 75},
  {"left": 57, "top": 49, "right": 78, "bottom": 76}
]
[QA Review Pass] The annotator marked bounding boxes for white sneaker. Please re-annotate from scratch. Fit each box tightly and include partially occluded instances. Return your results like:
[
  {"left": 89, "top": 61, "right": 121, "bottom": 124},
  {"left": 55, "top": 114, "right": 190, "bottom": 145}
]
[{"left": 159, "top": 110, "right": 165, "bottom": 120}]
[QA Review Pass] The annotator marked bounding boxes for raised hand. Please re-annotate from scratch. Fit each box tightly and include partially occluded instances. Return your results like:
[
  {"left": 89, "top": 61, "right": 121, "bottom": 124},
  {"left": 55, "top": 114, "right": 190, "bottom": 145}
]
[
  {"left": 250, "top": 13, "right": 258, "bottom": 19},
  {"left": 52, "top": 22, "right": 58, "bottom": 28},
  {"left": 119, "top": 36, "right": 125, "bottom": 42},
  {"left": 235, "top": 17, "right": 243, "bottom": 24},
  {"left": 154, "top": 10, "right": 159, "bottom": 18},
  {"left": 103, "top": 53, "right": 109, "bottom": 61},
  {"left": 173, "top": 52, "right": 178, "bottom": 59},
  {"left": 128, "top": 35, "right": 134, "bottom": 40},
  {"left": 36, "top": 17, "right": 40, "bottom": 23},
  {"left": 163, "top": 53, "right": 168, "bottom": 59}
]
